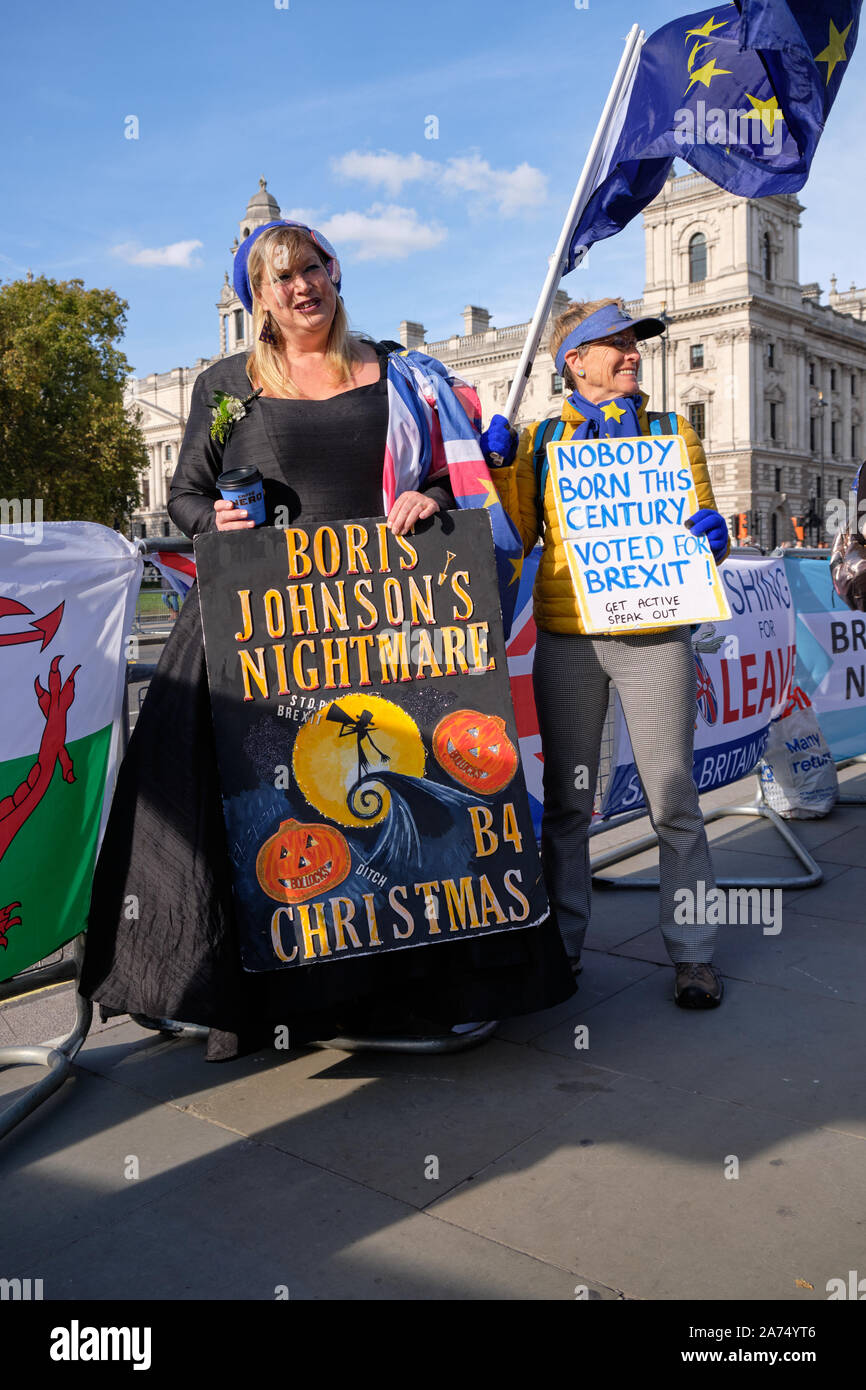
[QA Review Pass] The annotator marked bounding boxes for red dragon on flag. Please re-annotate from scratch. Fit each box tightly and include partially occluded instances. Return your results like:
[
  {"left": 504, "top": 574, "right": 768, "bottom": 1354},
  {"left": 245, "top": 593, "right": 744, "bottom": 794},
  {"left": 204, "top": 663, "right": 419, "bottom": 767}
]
[{"left": 0, "top": 596, "right": 79, "bottom": 951}]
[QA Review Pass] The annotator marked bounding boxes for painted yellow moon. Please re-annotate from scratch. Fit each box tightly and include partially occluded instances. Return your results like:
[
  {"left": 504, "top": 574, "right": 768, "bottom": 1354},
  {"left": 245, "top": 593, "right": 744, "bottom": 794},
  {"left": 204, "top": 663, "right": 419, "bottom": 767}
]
[{"left": 292, "top": 694, "right": 426, "bottom": 828}]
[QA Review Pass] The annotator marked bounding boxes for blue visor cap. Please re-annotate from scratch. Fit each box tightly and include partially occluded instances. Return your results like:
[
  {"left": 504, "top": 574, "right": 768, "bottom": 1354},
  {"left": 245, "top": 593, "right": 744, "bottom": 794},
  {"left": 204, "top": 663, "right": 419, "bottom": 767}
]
[
  {"left": 554, "top": 304, "right": 665, "bottom": 376},
  {"left": 233, "top": 220, "right": 342, "bottom": 313}
]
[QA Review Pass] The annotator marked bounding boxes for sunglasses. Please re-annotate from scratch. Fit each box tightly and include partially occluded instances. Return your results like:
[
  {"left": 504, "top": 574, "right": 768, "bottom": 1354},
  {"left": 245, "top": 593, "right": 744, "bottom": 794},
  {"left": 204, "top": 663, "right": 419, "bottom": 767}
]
[{"left": 584, "top": 333, "right": 640, "bottom": 353}]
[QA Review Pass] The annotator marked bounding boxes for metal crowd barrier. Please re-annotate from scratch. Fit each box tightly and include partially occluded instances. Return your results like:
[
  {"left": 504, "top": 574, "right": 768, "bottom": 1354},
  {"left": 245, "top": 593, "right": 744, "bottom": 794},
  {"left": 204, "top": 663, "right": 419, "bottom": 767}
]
[{"left": 589, "top": 793, "right": 823, "bottom": 891}]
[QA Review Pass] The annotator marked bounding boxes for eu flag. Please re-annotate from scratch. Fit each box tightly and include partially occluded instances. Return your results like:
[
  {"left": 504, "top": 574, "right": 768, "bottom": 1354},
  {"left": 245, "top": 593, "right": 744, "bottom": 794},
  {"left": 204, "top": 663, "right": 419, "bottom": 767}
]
[{"left": 567, "top": 1, "right": 862, "bottom": 270}]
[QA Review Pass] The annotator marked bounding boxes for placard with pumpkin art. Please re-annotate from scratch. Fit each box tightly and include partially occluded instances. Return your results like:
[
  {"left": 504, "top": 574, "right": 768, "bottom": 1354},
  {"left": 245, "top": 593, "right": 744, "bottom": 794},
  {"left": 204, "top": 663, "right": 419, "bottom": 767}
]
[{"left": 196, "top": 511, "right": 547, "bottom": 970}]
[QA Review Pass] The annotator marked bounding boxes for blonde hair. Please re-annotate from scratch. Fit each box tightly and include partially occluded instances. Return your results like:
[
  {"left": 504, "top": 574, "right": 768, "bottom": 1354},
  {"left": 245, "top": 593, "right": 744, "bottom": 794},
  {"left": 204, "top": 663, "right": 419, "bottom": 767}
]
[
  {"left": 244, "top": 226, "right": 363, "bottom": 398},
  {"left": 550, "top": 297, "right": 623, "bottom": 390}
]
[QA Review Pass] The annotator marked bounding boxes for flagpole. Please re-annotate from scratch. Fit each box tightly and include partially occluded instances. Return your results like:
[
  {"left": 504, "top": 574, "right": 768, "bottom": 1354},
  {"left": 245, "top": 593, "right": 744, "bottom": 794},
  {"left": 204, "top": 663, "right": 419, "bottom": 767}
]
[{"left": 502, "top": 23, "right": 645, "bottom": 426}]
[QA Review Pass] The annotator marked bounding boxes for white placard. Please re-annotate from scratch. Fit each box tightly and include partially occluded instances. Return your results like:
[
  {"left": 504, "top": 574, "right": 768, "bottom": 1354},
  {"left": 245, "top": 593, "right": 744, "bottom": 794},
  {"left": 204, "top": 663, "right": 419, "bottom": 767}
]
[{"left": 548, "top": 434, "right": 730, "bottom": 633}]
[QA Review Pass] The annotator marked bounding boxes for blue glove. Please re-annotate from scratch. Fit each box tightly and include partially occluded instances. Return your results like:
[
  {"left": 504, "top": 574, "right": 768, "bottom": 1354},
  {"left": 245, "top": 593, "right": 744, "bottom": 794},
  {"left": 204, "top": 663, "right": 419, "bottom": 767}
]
[
  {"left": 686, "top": 508, "right": 728, "bottom": 563},
  {"left": 479, "top": 413, "right": 517, "bottom": 467}
]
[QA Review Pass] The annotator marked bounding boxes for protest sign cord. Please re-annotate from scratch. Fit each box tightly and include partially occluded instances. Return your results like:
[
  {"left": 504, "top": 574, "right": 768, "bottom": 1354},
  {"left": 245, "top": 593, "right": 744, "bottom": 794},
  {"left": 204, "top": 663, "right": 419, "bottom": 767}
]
[{"left": 503, "top": 22, "right": 645, "bottom": 425}]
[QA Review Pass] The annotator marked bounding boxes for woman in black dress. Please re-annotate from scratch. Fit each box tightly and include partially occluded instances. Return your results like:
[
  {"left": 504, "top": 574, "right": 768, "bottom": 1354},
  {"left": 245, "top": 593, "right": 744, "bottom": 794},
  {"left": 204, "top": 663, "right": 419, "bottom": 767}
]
[{"left": 81, "top": 219, "right": 574, "bottom": 1059}]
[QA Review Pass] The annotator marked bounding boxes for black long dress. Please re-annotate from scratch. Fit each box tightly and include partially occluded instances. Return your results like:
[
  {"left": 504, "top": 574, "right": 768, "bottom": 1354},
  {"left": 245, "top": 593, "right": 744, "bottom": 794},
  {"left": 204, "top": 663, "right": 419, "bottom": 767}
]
[{"left": 81, "top": 345, "right": 575, "bottom": 1059}]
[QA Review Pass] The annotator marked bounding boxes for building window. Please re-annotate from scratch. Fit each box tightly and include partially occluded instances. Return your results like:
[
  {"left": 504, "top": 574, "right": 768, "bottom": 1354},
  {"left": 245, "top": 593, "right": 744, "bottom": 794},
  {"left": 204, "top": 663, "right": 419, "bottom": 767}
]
[
  {"left": 767, "top": 341, "right": 775, "bottom": 368},
  {"left": 831, "top": 421, "right": 839, "bottom": 455},
  {"left": 810, "top": 416, "right": 817, "bottom": 452},
  {"left": 831, "top": 367, "right": 837, "bottom": 391},
  {"left": 774, "top": 467, "right": 782, "bottom": 492},
  {"left": 769, "top": 403, "right": 779, "bottom": 440},
  {"left": 690, "top": 343, "right": 704, "bottom": 369},
  {"left": 837, "top": 478, "right": 844, "bottom": 499},
  {"left": 815, "top": 474, "right": 822, "bottom": 499},
  {"left": 853, "top": 424, "right": 859, "bottom": 458},
  {"left": 688, "top": 232, "right": 707, "bottom": 283},
  {"left": 162, "top": 521, "right": 171, "bottom": 537},
  {"left": 852, "top": 374, "right": 857, "bottom": 394},
  {"left": 551, "top": 372, "right": 564, "bottom": 394},
  {"left": 688, "top": 402, "right": 706, "bottom": 438},
  {"left": 763, "top": 232, "right": 772, "bottom": 279},
  {"left": 809, "top": 361, "right": 816, "bottom": 386},
  {"left": 141, "top": 477, "right": 150, "bottom": 509},
  {"left": 234, "top": 309, "right": 244, "bottom": 344},
  {"left": 165, "top": 444, "right": 172, "bottom": 462}
]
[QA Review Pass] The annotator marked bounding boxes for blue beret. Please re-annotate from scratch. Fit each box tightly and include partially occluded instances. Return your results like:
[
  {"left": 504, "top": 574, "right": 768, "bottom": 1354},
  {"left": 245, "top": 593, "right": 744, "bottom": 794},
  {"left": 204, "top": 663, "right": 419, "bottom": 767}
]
[{"left": 233, "top": 220, "right": 342, "bottom": 313}]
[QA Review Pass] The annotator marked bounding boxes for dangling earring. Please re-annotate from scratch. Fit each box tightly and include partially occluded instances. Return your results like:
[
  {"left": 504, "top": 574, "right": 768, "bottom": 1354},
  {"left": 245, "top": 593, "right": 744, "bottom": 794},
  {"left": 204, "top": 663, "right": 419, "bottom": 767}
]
[{"left": 259, "top": 313, "right": 276, "bottom": 345}]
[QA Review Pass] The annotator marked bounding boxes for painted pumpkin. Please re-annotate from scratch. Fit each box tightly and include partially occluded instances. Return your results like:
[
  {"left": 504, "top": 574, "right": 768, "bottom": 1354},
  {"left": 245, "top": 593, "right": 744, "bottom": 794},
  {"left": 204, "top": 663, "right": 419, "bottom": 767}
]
[
  {"left": 432, "top": 709, "right": 518, "bottom": 794},
  {"left": 255, "top": 818, "right": 351, "bottom": 904}
]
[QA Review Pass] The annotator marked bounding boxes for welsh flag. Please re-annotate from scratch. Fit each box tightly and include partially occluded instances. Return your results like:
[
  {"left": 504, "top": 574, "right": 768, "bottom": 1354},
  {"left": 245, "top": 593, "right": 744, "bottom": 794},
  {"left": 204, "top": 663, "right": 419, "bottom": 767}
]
[{"left": 0, "top": 522, "right": 141, "bottom": 978}]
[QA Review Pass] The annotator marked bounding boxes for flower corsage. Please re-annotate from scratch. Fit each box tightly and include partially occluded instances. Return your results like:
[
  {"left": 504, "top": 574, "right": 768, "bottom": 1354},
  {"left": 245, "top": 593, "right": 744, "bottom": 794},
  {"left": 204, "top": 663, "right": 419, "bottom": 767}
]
[{"left": 209, "top": 387, "right": 262, "bottom": 445}]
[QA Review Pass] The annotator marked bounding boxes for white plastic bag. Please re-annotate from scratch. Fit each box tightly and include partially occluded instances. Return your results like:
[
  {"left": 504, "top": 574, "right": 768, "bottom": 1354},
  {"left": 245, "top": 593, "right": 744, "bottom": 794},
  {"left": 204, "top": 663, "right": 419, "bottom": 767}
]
[{"left": 759, "top": 687, "right": 838, "bottom": 819}]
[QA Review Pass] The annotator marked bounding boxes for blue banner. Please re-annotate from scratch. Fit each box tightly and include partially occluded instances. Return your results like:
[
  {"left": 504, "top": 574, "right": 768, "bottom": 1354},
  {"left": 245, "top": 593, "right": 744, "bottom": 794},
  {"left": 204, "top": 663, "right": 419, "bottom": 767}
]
[{"left": 783, "top": 557, "right": 866, "bottom": 761}]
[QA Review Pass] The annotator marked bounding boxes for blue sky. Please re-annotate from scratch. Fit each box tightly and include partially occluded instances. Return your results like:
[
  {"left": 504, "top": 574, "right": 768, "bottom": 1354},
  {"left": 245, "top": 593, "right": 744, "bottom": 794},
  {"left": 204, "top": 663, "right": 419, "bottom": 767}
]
[{"left": 3, "top": 0, "right": 861, "bottom": 377}]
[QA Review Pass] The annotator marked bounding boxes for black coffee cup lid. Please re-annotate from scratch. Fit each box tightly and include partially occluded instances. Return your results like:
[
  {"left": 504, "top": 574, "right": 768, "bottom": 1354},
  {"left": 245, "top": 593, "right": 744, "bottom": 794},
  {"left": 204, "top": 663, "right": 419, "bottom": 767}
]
[{"left": 217, "top": 466, "right": 262, "bottom": 487}]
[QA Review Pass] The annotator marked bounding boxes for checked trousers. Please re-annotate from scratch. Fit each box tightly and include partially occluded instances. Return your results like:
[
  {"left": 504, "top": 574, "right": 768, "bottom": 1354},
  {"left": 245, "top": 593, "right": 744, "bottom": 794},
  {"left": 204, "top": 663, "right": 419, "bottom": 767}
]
[{"left": 532, "top": 625, "right": 718, "bottom": 965}]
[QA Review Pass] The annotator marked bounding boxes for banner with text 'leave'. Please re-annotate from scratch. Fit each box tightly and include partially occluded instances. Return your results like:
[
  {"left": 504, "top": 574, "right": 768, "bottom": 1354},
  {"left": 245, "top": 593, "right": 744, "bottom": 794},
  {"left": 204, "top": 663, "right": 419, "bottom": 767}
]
[
  {"left": 600, "top": 555, "right": 796, "bottom": 817},
  {"left": 548, "top": 435, "right": 730, "bottom": 633},
  {"left": 0, "top": 523, "right": 142, "bottom": 977}
]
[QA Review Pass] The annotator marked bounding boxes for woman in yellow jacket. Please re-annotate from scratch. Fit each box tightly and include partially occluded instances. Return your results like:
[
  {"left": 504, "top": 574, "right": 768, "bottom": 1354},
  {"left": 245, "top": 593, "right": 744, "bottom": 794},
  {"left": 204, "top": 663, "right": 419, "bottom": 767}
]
[{"left": 483, "top": 297, "right": 730, "bottom": 1008}]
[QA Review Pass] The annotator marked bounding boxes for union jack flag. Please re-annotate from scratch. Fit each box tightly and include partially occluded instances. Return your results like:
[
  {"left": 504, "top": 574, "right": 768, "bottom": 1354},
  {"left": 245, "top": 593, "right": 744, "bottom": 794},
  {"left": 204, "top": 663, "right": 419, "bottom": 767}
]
[
  {"left": 694, "top": 650, "right": 719, "bottom": 725},
  {"left": 385, "top": 351, "right": 524, "bottom": 638}
]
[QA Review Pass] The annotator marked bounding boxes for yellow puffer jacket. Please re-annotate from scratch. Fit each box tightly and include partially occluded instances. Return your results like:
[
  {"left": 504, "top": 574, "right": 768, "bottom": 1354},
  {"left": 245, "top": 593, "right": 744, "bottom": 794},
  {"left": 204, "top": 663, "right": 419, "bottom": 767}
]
[{"left": 493, "top": 393, "right": 729, "bottom": 636}]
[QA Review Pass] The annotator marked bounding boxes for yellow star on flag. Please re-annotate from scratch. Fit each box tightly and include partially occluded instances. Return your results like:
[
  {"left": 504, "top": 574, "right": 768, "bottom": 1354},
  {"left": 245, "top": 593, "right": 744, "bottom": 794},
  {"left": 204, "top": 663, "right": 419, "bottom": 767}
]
[
  {"left": 684, "top": 15, "right": 729, "bottom": 41},
  {"left": 815, "top": 18, "right": 853, "bottom": 84},
  {"left": 744, "top": 93, "right": 785, "bottom": 136},
  {"left": 600, "top": 401, "right": 627, "bottom": 423},
  {"left": 686, "top": 57, "right": 733, "bottom": 92},
  {"left": 508, "top": 556, "right": 523, "bottom": 587},
  {"left": 474, "top": 475, "right": 500, "bottom": 509},
  {"left": 687, "top": 38, "right": 710, "bottom": 71}
]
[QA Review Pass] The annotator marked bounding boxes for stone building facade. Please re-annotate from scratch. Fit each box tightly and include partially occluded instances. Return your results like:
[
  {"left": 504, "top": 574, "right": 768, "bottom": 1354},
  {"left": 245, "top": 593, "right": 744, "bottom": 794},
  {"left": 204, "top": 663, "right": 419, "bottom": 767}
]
[{"left": 130, "top": 173, "right": 866, "bottom": 548}]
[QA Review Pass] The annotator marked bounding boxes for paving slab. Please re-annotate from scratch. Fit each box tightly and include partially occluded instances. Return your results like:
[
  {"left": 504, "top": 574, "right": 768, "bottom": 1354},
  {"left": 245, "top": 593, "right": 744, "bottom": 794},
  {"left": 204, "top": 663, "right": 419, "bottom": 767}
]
[
  {"left": 26, "top": 1139, "right": 584, "bottom": 1301},
  {"left": 494, "top": 951, "right": 660, "bottom": 1043},
  {"left": 785, "top": 866, "right": 866, "bottom": 921},
  {"left": 0, "top": 1063, "right": 237, "bottom": 1273},
  {"left": 610, "top": 910, "right": 866, "bottom": 1008},
  {"left": 428, "top": 1073, "right": 866, "bottom": 1300},
  {"left": 528, "top": 970, "right": 866, "bottom": 1137},
  {"left": 75, "top": 1028, "right": 620, "bottom": 1209},
  {"left": 577, "top": 886, "right": 662, "bottom": 952}
]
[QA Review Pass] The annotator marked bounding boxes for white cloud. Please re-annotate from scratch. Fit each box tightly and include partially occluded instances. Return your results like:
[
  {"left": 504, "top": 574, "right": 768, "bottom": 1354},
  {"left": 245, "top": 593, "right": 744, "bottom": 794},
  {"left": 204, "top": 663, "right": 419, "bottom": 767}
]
[
  {"left": 111, "top": 240, "right": 203, "bottom": 268},
  {"left": 331, "top": 150, "right": 437, "bottom": 197},
  {"left": 317, "top": 204, "right": 446, "bottom": 261},
  {"left": 280, "top": 207, "right": 327, "bottom": 227},
  {"left": 439, "top": 155, "right": 547, "bottom": 215},
  {"left": 332, "top": 147, "right": 547, "bottom": 217}
]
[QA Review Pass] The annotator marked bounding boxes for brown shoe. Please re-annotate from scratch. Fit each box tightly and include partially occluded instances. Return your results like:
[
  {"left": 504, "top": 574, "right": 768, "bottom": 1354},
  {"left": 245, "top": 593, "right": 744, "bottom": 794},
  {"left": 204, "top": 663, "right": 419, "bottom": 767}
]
[{"left": 674, "top": 962, "right": 723, "bottom": 1009}]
